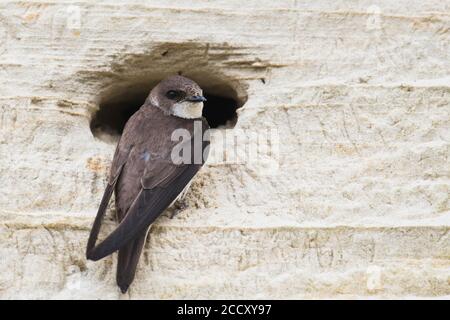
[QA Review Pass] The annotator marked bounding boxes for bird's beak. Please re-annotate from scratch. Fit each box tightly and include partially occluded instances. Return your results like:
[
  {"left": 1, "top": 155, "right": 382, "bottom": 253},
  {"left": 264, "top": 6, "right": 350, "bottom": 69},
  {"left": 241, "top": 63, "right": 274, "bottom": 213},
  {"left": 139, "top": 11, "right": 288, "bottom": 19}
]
[{"left": 186, "top": 95, "right": 207, "bottom": 102}]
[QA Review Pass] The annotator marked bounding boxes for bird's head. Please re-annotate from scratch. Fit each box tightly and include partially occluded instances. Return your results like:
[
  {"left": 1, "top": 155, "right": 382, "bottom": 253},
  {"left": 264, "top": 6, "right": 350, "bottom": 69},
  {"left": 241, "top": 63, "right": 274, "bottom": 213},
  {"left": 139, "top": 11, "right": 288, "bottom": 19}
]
[{"left": 147, "top": 75, "right": 207, "bottom": 119}]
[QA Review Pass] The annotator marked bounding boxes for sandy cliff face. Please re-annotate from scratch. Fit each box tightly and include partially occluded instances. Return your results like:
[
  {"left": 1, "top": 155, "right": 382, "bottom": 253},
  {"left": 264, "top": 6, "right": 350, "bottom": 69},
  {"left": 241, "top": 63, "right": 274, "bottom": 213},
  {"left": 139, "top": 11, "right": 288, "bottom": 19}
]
[{"left": 0, "top": 1, "right": 449, "bottom": 299}]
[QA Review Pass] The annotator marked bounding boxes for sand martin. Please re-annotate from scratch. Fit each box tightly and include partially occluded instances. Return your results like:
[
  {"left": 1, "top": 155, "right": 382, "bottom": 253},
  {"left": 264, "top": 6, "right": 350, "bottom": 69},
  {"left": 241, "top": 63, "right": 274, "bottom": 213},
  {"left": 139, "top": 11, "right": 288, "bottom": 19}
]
[{"left": 86, "top": 75, "right": 209, "bottom": 293}]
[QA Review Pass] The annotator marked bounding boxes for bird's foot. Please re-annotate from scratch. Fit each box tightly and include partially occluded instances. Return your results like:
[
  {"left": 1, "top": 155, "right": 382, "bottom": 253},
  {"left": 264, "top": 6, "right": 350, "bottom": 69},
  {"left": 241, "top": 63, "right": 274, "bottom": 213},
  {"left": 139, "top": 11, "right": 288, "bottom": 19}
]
[{"left": 170, "top": 200, "right": 188, "bottom": 219}]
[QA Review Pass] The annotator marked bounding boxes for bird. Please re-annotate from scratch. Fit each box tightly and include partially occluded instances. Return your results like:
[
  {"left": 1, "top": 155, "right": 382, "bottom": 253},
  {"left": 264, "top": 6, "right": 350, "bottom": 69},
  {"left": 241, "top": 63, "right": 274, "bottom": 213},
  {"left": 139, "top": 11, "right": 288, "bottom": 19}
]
[{"left": 86, "top": 75, "right": 210, "bottom": 293}]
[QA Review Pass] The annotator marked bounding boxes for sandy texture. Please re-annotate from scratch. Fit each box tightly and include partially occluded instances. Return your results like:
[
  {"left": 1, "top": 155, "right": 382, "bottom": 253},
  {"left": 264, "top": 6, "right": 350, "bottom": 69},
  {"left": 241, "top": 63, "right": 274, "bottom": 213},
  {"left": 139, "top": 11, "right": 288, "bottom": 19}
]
[{"left": 0, "top": 0, "right": 449, "bottom": 299}]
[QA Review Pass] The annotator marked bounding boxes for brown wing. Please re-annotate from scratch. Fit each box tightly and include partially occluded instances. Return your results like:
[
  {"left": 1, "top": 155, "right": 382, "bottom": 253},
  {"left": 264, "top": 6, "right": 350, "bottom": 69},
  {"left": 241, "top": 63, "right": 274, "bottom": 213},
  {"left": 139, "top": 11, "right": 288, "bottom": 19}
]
[
  {"left": 86, "top": 118, "right": 210, "bottom": 261},
  {"left": 85, "top": 109, "right": 144, "bottom": 260},
  {"left": 86, "top": 161, "right": 205, "bottom": 261},
  {"left": 85, "top": 138, "right": 131, "bottom": 259},
  {"left": 115, "top": 160, "right": 205, "bottom": 293}
]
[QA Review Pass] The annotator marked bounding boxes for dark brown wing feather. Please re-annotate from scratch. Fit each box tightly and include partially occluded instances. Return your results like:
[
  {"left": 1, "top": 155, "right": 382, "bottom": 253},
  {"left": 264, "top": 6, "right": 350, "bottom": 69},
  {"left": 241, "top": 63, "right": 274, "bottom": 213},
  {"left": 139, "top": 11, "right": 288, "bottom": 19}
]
[
  {"left": 114, "top": 119, "right": 209, "bottom": 292},
  {"left": 86, "top": 163, "right": 203, "bottom": 261},
  {"left": 85, "top": 182, "right": 115, "bottom": 259},
  {"left": 85, "top": 160, "right": 126, "bottom": 260}
]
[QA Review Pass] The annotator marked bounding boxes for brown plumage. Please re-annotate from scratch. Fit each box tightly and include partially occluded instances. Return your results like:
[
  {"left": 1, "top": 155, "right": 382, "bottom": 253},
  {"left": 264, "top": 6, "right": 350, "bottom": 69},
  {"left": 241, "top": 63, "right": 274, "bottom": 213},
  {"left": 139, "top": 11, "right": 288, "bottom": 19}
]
[{"left": 86, "top": 76, "right": 209, "bottom": 293}]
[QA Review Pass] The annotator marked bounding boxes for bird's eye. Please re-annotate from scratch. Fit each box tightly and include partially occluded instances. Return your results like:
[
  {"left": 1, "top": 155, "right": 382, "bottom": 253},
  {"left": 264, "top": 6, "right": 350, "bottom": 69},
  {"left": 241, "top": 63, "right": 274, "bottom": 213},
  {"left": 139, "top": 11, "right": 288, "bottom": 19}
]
[{"left": 166, "top": 90, "right": 179, "bottom": 100}]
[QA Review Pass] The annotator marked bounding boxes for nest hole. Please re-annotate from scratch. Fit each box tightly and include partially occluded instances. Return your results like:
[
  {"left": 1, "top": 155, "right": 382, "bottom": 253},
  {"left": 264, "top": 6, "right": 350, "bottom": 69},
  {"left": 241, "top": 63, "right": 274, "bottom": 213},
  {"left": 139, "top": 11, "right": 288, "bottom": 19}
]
[{"left": 90, "top": 77, "right": 246, "bottom": 142}]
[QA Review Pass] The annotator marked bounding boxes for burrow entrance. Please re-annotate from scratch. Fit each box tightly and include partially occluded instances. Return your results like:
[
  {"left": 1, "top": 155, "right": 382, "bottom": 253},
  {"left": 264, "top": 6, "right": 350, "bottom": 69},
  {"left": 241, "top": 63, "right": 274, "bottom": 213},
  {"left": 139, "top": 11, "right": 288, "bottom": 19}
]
[
  {"left": 89, "top": 44, "right": 249, "bottom": 142},
  {"left": 90, "top": 80, "right": 244, "bottom": 140}
]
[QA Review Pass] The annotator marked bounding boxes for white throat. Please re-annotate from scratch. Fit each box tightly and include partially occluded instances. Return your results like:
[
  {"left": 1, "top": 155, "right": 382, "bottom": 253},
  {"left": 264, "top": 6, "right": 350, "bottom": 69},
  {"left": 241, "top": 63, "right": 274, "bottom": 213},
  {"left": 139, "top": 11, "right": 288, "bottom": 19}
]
[{"left": 171, "top": 101, "right": 204, "bottom": 119}]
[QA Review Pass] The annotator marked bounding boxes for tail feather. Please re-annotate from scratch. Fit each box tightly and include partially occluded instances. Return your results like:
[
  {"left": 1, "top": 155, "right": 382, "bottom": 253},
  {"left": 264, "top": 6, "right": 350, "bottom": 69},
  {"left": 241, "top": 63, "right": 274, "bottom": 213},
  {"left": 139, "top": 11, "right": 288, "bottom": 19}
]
[{"left": 116, "top": 231, "right": 147, "bottom": 293}]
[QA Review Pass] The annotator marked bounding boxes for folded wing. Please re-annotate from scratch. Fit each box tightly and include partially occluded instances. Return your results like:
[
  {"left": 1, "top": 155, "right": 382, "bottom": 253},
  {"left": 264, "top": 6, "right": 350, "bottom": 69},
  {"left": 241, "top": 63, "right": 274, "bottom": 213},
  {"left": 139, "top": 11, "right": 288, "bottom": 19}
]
[{"left": 86, "top": 162, "right": 203, "bottom": 261}]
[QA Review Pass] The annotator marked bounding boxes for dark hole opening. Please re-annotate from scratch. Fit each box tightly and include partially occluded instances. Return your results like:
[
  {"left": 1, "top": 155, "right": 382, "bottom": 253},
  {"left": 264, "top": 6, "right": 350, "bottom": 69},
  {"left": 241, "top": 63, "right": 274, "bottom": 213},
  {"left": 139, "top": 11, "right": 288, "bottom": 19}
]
[
  {"left": 91, "top": 86, "right": 242, "bottom": 142},
  {"left": 90, "top": 93, "right": 146, "bottom": 139},
  {"left": 202, "top": 93, "right": 238, "bottom": 128}
]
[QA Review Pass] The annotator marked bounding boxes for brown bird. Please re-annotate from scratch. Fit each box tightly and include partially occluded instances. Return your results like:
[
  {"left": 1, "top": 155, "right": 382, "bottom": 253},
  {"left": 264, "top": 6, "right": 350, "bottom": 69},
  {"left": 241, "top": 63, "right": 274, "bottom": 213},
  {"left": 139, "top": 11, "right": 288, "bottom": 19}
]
[{"left": 86, "top": 75, "right": 209, "bottom": 293}]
